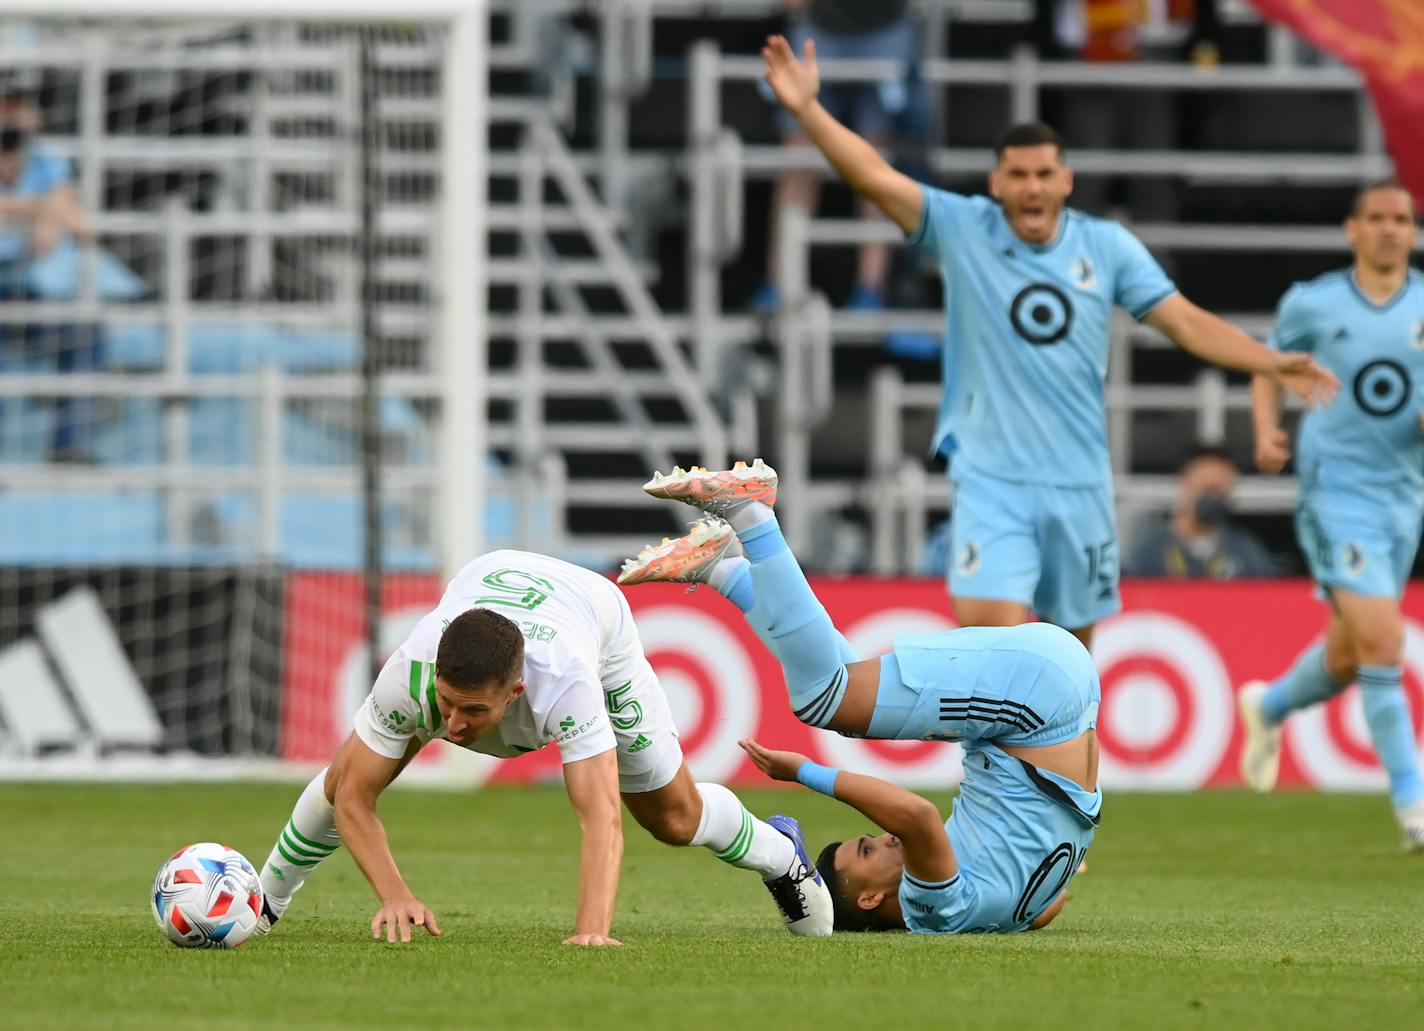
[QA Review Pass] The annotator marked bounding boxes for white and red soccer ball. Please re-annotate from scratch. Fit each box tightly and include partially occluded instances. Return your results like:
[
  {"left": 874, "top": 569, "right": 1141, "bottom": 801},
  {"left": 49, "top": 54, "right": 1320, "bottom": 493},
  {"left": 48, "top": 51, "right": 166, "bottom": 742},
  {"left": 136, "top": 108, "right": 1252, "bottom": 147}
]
[{"left": 151, "top": 842, "right": 263, "bottom": 949}]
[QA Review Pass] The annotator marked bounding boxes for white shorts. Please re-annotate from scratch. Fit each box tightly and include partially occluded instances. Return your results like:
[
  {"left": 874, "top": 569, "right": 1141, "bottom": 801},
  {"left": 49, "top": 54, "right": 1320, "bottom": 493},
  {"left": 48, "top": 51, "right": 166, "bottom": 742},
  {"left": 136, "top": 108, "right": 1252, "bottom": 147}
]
[{"left": 600, "top": 592, "right": 684, "bottom": 794}]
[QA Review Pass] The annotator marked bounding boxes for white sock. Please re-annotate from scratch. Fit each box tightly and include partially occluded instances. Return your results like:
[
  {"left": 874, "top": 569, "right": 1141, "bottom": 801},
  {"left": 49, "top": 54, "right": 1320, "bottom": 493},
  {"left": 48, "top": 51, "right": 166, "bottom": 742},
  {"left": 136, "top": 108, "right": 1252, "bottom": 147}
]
[
  {"left": 260, "top": 767, "right": 341, "bottom": 901},
  {"left": 690, "top": 782, "right": 796, "bottom": 880},
  {"left": 728, "top": 500, "right": 774, "bottom": 533},
  {"left": 708, "top": 555, "right": 749, "bottom": 593}
]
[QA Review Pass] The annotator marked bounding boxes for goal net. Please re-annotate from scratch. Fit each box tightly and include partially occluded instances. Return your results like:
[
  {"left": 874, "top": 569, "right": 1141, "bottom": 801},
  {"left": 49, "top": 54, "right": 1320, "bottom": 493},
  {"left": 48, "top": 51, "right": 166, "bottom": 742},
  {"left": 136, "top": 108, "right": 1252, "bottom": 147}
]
[{"left": 0, "top": 2, "right": 486, "bottom": 778}]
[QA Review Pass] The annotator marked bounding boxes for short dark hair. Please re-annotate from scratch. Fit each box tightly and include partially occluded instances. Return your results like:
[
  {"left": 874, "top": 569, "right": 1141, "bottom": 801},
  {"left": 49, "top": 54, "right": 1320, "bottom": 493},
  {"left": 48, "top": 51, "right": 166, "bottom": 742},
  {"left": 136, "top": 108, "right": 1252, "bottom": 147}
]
[
  {"left": 994, "top": 122, "right": 1066, "bottom": 160},
  {"left": 436, "top": 608, "right": 524, "bottom": 690},
  {"left": 815, "top": 840, "right": 900, "bottom": 933},
  {"left": 1351, "top": 178, "right": 1416, "bottom": 218}
]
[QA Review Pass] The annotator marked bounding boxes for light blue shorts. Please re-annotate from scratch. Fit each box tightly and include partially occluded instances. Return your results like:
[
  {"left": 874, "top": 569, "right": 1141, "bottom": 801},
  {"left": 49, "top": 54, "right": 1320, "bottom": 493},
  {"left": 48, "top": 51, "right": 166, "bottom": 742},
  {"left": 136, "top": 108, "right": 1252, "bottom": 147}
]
[
  {"left": 869, "top": 623, "right": 1101, "bottom": 748},
  {"left": 949, "top": 465, "right": 1120, "bottom": 630},
  {"left": 1296, "top": 487, "right": 1421, "bottom": 600}
]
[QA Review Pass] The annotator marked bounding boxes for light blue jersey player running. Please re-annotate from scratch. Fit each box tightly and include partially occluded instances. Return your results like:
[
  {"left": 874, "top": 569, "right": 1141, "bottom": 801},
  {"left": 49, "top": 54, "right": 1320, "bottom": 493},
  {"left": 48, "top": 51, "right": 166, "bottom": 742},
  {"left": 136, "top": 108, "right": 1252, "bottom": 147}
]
[
  {"left": 621, "top": 461, "right": 1100, "bottom": 934},
  {"left": 759, "top": 34, "right": 1338, "bottom": 648},
  {"left": 1240, "top": 180, "right": 1424, "bottom": 850}
]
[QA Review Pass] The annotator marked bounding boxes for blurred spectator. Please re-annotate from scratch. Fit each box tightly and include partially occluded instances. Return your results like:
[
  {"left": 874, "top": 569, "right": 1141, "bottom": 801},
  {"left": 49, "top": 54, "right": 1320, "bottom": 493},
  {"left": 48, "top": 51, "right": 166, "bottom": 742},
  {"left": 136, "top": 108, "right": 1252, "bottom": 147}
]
[
  {"left": 1124, "top": 445, "right": 1276, "bottom": 579},
  {"left": 1033, "top": 0, "right": 1220, "bottom": 222},
  {"left": 0, "top": 92, "right": 102, "bottom": 462},
  {"left": 753, "top": 0, "right": 919, "bottom": 316}
]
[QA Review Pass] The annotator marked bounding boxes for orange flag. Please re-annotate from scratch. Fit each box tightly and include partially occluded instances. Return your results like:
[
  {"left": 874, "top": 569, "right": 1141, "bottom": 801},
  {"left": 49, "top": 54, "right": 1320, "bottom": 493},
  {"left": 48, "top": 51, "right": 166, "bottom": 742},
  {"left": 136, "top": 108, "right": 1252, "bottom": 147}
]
[{"left": 1249, "top": 0, "right": 1424, "bottom": 204}]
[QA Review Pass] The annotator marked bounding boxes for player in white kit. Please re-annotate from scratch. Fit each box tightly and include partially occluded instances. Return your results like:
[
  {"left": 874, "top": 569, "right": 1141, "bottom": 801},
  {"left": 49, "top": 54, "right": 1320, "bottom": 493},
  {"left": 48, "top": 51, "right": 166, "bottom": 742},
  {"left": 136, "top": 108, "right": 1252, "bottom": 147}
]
[{"left": 252, "top": 550, "right": 832, "bottom": 945}]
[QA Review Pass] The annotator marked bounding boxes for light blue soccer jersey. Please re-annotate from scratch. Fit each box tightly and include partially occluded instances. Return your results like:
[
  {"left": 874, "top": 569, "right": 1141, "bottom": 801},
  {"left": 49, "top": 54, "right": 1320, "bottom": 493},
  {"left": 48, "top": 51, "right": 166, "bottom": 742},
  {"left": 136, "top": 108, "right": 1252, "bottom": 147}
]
[
  {"left": 1271, "top": 268, "right": 1424, "bottom": 500},
  {"left": 900, "top": 743, "right": 1100, "bottom": 934},
  {"left": 909, "top": 188, "right": 1178, "bottom": 486}
]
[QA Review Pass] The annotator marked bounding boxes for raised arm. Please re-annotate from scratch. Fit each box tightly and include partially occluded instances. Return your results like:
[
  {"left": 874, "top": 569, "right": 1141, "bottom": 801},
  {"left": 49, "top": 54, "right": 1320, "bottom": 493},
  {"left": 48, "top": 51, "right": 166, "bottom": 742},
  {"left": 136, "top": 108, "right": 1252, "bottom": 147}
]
[
  {"left": 739, "top": 739, "right": 956, "bottom": 884},
  {"left": 327, "top": 732, "right": 442, "bottom": 943},
  {"left": 561, "top": 749, "right": 624, "bottom": 946},
  {"left": 762, "top": 35, "right": 923, "bottom": 235},
  {"left": 1144, "top": 294, "right": 1339, "bottom": 408}
]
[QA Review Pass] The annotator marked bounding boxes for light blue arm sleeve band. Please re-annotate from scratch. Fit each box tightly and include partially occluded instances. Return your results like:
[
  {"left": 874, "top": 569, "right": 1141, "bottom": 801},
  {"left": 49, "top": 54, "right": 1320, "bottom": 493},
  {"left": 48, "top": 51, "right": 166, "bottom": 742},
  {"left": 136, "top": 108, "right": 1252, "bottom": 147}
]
[{"left": 795, "top": 761, "right": 840, "bottom": 797}]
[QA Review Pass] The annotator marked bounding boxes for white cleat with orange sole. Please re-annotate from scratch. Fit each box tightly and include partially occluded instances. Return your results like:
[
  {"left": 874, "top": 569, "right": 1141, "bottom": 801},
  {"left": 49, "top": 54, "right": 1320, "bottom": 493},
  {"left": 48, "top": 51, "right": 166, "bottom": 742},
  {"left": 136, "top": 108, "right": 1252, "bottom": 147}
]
[
  {"left": 641, "top": 459, "right": 778, "bottom": 519},
  {"left": 618, "top": 518, "right": 741, "bottom": 586}
]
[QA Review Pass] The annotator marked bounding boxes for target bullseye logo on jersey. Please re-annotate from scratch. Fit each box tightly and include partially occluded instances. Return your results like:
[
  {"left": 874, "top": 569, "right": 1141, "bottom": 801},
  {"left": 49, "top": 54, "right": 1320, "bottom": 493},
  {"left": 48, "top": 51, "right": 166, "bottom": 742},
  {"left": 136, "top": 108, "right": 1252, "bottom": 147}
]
[
  {"left": 1010, "top": 282, "right": 1074, "bottom": 345},
  {"left": 1288, "top": 622, "right": 1424, "bottom": 790},
  {"left": 1352, "top": 358, "right": 1411, "bottom": 417},
  {"left": 1092, "top": 612, "right": 1234, "bottom": 789}
]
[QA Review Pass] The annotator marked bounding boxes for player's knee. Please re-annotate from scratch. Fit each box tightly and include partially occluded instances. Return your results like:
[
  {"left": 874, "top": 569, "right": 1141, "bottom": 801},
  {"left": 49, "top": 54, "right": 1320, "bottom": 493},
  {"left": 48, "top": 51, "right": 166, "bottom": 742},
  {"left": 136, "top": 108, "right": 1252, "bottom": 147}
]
[
  {"left": 637, "top": 801, "right": 700, "bottom": 846},
  {"left": 1354, "top": 625, "right": 1403, "bottom": 667}
]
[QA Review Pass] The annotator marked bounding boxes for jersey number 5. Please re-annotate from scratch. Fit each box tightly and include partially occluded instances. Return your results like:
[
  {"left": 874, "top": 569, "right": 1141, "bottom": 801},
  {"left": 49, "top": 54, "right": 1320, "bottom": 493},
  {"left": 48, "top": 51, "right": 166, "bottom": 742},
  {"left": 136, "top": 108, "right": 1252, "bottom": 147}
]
[
  {"left": 473, "top": 568, "right": 556, "bottom": 611},
  {"left": 604, "top": 680, "right": 643, "bottom": 731}
]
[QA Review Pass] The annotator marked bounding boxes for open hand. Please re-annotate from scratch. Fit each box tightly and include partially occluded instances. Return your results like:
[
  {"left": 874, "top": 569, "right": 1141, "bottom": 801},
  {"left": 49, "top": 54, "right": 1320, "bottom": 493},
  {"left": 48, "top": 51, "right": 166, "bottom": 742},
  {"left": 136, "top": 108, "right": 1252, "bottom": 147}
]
[
  {"left": 1254, "top": 426, "right": 1291, "bottom": 474},
  {"left": 761, "top": 34, "right": 819, "bottom": 118},
  {"left": 1269, "top": 352, "right": 1339, "bottom": 409},
  {"left": 371, "top": 895, "right": 442, "bottom": 943},
  {"left": 563, "top": 933, "right": 622, "bottom": 947},
  {"left": 739, "top": 738, "right": 809, "bottom": 782}
]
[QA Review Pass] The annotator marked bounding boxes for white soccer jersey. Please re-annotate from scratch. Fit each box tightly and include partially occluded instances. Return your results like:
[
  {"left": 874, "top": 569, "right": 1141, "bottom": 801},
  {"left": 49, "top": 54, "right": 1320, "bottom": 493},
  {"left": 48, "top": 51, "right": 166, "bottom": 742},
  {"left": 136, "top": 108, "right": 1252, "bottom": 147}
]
[{"left": 352, "top": 550, "right": 630, "bottom": 766}]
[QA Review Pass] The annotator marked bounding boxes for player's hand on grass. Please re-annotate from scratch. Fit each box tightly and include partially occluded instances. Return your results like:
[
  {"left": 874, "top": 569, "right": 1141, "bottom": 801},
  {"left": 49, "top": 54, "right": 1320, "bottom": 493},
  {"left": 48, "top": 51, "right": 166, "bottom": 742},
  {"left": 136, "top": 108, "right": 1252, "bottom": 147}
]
[
  {"left": 1268, "top": 352, "right": 1339, "bottom": 409},
  {"left": 372, "top": 895, "right": 442, "bottom": 943},
  {"left": 1254, "top": 426, "right": 1291, "bottom": 474},
  {"left": 761, "top": 34, "right": 819, "bottom": 117},
  {"left": 739, "top": 738, "right": 810, "bottom": 782},
  {"left": 563, "top": 933, "right": 622, "bottom": 947}
]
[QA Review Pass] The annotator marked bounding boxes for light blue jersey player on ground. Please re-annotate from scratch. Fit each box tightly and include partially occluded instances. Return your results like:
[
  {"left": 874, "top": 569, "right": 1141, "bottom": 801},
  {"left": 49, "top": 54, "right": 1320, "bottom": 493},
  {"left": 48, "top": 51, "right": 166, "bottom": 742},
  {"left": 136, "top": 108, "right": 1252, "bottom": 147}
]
[
  {"left": 759, "top": 33, "right": 1338, "bottom": 650},
  {"left": 620, "top": 461, "right": 1100, "bottom": 934},
  {"left": 1239, "top": 180, "right": 1424, "bottom": 850}
]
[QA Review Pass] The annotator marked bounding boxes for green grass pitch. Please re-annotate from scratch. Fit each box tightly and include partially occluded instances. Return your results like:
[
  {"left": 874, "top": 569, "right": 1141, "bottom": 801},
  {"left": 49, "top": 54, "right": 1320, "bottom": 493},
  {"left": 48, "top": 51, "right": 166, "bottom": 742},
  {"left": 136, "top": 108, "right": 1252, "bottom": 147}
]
[{"left": 2, "top": 783, "right": 1421, "bottom": 1030}]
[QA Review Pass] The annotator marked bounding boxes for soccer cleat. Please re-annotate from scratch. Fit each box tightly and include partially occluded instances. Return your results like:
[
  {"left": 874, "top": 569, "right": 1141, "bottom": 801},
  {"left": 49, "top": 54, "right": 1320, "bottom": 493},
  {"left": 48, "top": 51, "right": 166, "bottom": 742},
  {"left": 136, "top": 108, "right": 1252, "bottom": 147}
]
[
  {"left": 1238, "top": 680, "right": 1281, "bottom": 793},
  {"left": 763, "top": 814, "right": 834, "bottom": 938},
  {"left": 641, "top": 459, "right": 778, "bottom": 519},
  {"left": 251, "top": 893, "right": 290, "bottom": 938},
  {"left": 617, "top": 518, "right": 741, "bottom": 586},
  {"left": 1398, "top": 800, "right": 1424, "bottom": 854}
]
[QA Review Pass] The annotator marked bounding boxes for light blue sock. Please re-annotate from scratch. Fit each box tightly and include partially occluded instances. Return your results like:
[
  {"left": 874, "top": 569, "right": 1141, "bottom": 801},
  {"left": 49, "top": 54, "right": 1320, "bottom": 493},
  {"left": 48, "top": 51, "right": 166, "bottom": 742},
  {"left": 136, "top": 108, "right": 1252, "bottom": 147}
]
[
  {"left": 1357, "top": 665, "right": 1424, "bottom": 810},
  {"left": 737, "top": 517, "right": 854, "bottom": 728},
  {"left": 719, "top": 560, "right": 755, "bottom": 614},
  {"left": 1261, "top": 645, "right": 1345, "bottom": 724}
]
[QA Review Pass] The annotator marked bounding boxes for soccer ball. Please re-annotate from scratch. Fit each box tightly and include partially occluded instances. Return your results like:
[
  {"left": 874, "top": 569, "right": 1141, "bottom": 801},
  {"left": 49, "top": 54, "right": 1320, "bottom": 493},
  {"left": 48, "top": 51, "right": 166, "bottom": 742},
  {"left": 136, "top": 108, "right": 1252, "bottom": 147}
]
[{"left": 151, "top": 842, "right": 264, "bottom": 949}]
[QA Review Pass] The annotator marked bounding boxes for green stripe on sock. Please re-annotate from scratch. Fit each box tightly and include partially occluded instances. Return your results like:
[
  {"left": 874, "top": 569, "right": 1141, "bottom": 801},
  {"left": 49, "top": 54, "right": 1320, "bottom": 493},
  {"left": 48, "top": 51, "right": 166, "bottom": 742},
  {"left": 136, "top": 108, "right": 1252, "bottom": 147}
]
[
  {"left": 284, "top": 822, "right": 337, "bottom": 853},
  {"left": 426, "top": 663, "right": 442, "bottom": 732},
  {"left": 715, "top": 809, "right": 753, "bottom": 864},
  {"left": 276, "top": 840, "right": 320, "bottom": 868},
  {"left": 279, "top": 831, "right": 329, "bottom": 861}
]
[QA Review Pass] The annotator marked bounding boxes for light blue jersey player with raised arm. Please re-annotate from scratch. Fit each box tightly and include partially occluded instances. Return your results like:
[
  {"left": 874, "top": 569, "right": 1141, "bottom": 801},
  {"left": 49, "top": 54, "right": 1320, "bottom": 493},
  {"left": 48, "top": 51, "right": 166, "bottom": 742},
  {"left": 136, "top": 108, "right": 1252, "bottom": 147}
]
[
  {"left": 757, "top": 34, "right": 1338, "bottom": 649},
  {"left": 1239, "top": 180, "right": 1424, "bottom": 850}
]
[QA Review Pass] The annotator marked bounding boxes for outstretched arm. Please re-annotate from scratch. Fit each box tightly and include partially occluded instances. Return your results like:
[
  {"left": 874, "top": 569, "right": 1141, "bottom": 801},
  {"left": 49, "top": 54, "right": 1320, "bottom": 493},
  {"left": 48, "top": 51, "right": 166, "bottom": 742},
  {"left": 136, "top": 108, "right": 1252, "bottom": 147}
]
[
  {"left": 762, "top": 35, "right": 923, "bottom": 235},
  {"left": 739, "top": 739, "right": 956, "bottom": 883},
  {"left": 561, "top": 748, "right": 624, "bottom": 946},
  {"left": 1144, "top": 294, "right": 1339, "bottom": 408},
  {"left": 328, "top": 732, "right": 442, "bottom": 943}
]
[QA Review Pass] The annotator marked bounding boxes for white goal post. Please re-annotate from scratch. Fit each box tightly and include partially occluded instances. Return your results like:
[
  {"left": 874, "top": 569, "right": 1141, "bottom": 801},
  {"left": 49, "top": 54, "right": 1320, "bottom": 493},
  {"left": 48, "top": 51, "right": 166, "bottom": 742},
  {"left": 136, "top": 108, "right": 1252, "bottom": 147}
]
[{"left": 0, "top": 0, "right": 489, "bottom": 783}]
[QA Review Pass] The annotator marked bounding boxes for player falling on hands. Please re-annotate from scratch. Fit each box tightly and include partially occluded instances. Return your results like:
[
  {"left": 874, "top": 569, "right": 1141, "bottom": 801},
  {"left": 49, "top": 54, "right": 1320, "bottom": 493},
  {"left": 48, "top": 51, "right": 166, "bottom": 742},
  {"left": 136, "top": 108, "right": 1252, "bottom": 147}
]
[
  {"left": 760, "top": 34, "right": 1337, "bottom": 651},
  {"left": 253, "top": 549, "right": 832, "bottom": 945},
  {"left": 621, "top": 461, "right": 1099, "bottom": 933}
]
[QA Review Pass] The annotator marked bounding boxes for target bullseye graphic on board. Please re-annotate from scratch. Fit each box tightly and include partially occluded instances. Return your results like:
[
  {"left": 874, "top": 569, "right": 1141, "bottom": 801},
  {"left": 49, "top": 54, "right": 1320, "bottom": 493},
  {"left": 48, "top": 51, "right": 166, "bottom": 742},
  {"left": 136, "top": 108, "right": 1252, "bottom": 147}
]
[
  {"left": 1093, "top": 612, "right": 1234, "bottom": 788},
  {"left": 636, "top": 606, "right": 760, "bottom": 784}
]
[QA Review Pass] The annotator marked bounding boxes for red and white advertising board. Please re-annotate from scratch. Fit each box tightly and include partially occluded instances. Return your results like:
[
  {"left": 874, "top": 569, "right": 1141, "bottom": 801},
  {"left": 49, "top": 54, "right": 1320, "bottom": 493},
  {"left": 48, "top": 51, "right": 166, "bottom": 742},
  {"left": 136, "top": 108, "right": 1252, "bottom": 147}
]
[{"left": 282, "top": 576, "right": 1424, "bottom": 791}]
